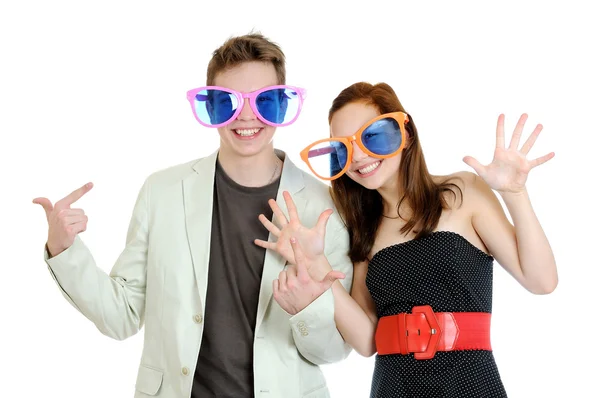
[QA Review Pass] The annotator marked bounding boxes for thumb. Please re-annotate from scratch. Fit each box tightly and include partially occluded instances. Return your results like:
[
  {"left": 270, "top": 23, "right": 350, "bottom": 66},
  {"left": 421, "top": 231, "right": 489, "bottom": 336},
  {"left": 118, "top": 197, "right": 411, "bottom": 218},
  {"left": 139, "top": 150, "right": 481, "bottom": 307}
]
[
  {"left": 320, "top": 270, "right": 345, "bottom": 288},
  {"left": 32, "top": 197, "right": 54, "bottom": 218},
  {"left": 316, "top": 208, "right": 333, "bottom": 236},
  {"left": 463, "top": 156, "right": 486, "bottom": 176}
]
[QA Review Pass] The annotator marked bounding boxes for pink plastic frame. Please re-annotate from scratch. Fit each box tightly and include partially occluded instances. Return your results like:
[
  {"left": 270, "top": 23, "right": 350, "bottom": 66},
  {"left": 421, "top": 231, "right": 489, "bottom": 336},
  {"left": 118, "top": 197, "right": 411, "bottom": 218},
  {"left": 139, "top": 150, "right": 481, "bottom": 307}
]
[{"left": 186, "top": 85, "right": 307, "bottom": 128}]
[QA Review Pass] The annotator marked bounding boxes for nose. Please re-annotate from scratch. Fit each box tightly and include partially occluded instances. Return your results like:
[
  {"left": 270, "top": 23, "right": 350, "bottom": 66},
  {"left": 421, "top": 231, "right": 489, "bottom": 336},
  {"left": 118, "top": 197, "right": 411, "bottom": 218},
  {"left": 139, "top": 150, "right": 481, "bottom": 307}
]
[
  {"left": 237, "top": 98, "right": 257, "bottom": 121},
  {"left": 351, "top": 141, "right": 368, "bottom": 162}
]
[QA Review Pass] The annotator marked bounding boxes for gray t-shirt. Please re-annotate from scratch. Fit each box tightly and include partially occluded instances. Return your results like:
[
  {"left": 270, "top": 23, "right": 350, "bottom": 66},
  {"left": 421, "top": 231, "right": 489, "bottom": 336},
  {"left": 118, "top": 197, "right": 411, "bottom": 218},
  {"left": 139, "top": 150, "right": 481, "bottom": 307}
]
[{"left": 192, "top": 158, "right": 280, "bottom": 397}]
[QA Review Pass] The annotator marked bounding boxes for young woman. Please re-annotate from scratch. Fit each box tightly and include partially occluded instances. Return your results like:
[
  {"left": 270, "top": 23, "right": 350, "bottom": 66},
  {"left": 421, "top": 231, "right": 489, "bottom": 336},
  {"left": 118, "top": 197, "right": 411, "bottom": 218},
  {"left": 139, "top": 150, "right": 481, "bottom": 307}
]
[{"left": 254, "top": 82, "right": 557, "bottom": 397}]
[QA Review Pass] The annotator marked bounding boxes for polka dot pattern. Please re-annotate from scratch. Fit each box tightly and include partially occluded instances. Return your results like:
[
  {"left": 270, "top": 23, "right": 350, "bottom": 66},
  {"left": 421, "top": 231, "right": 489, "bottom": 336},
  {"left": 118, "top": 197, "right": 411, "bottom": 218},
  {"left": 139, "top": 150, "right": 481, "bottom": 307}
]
[{"left": 366, "top": 231, "right": 507, "bottom": 397}]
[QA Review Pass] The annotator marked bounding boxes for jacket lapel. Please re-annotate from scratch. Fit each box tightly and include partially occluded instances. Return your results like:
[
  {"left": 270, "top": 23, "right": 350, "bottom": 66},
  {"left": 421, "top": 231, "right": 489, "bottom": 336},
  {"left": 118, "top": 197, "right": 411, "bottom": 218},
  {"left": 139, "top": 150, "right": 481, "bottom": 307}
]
[
  {"left": 183, "top": 150, "right": 218, "bottom": 310},
  {"left": 255, "top": 151, "right": 307, "bottom": 330}
]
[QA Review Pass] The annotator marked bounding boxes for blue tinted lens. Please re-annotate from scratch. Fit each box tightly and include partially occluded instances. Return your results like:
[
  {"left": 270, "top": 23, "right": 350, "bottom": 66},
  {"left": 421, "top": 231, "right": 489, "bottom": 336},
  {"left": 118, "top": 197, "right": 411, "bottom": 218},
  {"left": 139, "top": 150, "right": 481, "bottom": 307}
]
[
  {"left": 256, "top": 88, "right": 300, "bottom": 124},
  {"left": 332, "top": 141, "right": 347, "bottom": 172},
  {"left": 306, "top": 141, "right": 348, "bottom": 179},
  {"left": 362, "top": 118, "right": 402, "bottom": 155},
  {"left": 194, "top": 89, "right": 239, "bottom": 125}
]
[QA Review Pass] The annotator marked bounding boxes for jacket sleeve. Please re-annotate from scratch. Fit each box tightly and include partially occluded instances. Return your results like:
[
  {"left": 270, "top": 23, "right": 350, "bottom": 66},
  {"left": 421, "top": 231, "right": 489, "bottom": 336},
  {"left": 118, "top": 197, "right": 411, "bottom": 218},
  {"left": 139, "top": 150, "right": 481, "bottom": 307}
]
[
  {"left": 44, "top": 179, "right": 150, "bottom": 341},
  {"left": 288, "top": 218, "right": 354, "bottom": 365}
]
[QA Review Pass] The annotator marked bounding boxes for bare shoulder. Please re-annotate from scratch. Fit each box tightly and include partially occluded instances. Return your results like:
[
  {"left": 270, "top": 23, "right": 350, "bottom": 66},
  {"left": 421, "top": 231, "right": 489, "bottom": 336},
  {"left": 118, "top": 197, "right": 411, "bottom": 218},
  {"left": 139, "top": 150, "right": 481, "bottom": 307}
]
[
  {"left": 460, "top": 171, "right": 497, "bottom": 203},
  {"left": 432, "top": 171, "right": 501, "bottom": 228},
  {"left": 433, "top": 170, "right": 475, "bottom": 187},
  {"left": 431, "top": 171, "right": 474, "bottom": 209},
  {"left": 432, "top": 171, "right": 502, "bottom": 253},
  {"left": 436, "top": 171, "right": 496, "bottom": 200}
]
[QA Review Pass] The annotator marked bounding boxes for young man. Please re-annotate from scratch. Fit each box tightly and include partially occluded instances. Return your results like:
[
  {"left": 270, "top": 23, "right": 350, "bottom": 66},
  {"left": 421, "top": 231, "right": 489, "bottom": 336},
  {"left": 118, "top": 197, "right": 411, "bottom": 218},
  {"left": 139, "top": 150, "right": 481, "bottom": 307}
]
[{"left": 34, "top": 33, "right": 353, "bottom": 397}]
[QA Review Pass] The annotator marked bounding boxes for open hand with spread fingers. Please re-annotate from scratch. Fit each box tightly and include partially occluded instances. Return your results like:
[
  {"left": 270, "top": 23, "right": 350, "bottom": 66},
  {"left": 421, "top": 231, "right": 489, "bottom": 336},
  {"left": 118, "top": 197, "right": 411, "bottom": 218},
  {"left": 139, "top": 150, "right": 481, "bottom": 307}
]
[
  {"left": 463, "top": 114, "right": 555, "bottom": 194},
  {"left": 33, "top": 182, "right": 93, "bottom": 257},
  {"left": 273, "top": 237, "right": 345, "bottom": 315},
  {"left": 254, "top": 191, "right": 333, "bottom": 271}
]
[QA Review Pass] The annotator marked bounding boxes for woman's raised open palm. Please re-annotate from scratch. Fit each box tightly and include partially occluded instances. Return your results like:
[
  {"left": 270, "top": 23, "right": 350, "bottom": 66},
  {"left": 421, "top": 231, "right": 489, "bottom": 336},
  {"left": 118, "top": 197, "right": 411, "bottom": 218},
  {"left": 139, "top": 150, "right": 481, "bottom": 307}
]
[
  {"left": 254, "top": 191, "right": 332, "bottom": 270},
  {"left": 463, "top": 114, "right": 554, "bottom": 194}
]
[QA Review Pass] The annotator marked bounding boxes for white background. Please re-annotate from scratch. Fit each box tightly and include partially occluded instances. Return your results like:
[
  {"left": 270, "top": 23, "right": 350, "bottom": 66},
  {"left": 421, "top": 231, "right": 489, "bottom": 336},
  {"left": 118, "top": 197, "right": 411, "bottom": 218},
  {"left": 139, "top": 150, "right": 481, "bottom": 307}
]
[{"left": 1, "top": 1, "right": 598, "bottom": 397}]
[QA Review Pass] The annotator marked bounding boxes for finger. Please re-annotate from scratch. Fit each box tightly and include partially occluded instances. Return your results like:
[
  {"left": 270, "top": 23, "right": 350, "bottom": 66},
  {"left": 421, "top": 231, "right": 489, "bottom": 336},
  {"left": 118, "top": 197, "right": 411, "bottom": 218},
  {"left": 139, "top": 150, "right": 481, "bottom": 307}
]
[
  {"left": 283, "top": 191, "right": 299, "bottom": 222},
  {"left": 32, "top": 197, "right": 53, "bottom": 218},
  {"left": 530, "top": 152, "right": 555, "bottom": 168},
  {"left": 316, "top": 209, "right": 333, "bottom": 236},
  {"left": 285, "top": 266, "right": 298, "bottom": 287},
  {"left": 57, "top": 208, "right": 85, "bottom": 217},
  {"left": 269, "top": 199, "right": 289, "bottom": 227},
  {"left": 69, "top": 221, "right": 88, "bottom": 235},
  {"left": 67, "top": 208, "right": 85, "bottom": 215},
  {"left": 462, "top": 156, "right": 486, "bottom": 177},
  {"left": 272, "top": 280, "right": 280, "bottom": 298},
  {"left": 254, "top": 239, "right": 277, "bottom": 251},
  {"left": 290, "top": 237, "right": 309, "bottom": 280},
  {"left": 56, "top": 182, "right": 94, "bottom": 210},
  {"left": 509, "top": 113, "right": 528, "bottom": 150},
  {"left": 258, "top": 214, "right": 281, "bottom": 237},
  {"left": 496, "top": 114, "right": 505, "bottom": 148},
  {"left": 519, "top": 123, "right": 543, "bottom": 155},
  {"left": 279, "top": 270, "right": 288, "bottom": 290},
  {"left": 319, "top": 270, "right": 346, "bottom": 289},
  {"left": 62, "top": 214, "right": 88, "bottom": 225}
]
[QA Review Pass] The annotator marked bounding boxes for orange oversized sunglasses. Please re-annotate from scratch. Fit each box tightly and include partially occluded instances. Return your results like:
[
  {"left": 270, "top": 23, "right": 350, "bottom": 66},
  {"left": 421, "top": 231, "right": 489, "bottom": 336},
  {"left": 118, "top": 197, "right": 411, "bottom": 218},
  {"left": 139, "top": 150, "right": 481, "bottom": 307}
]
[{"left": 300, "top": 111, "right": 409, "bottom": 181}]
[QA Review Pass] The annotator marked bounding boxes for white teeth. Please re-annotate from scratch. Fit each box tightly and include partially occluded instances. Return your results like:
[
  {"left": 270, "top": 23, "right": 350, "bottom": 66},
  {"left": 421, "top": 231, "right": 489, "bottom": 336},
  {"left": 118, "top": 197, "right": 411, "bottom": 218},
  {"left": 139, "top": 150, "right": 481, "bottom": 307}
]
[
  {"left": 358, "top": 161, "right": 381, "bottom": 174},
  {"left": 235, "top": 128, "right": 260, "bottom": 136}
]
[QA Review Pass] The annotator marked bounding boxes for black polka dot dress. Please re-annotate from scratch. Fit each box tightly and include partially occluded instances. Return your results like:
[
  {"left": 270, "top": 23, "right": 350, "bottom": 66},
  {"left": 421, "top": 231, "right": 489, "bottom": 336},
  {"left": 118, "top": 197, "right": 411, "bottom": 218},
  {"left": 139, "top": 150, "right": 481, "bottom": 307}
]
[{"left": 366, "top": 231, "right": 507, "bottom": 398}]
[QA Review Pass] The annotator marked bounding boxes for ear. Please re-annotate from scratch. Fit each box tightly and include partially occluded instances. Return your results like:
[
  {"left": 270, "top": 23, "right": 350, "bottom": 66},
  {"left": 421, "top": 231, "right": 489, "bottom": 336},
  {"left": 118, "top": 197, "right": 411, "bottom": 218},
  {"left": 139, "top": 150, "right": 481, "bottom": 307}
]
[
  {"left": 404, "top": 114, "right": 415, "bottom": 139},
  {"left": 403, "top": 134, "right": 413, "bottom": 150}
]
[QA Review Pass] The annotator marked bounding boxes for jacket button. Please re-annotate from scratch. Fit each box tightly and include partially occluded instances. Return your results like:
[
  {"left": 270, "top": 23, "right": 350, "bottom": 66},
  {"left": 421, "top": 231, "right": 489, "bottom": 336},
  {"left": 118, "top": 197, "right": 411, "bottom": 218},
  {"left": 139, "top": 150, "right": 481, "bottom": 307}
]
[
  {"left": 193, "top": 314, "right": 203, "bottom": 324},
  {"left": 181, "top": 367, "right": 190, "bottom": 376}
]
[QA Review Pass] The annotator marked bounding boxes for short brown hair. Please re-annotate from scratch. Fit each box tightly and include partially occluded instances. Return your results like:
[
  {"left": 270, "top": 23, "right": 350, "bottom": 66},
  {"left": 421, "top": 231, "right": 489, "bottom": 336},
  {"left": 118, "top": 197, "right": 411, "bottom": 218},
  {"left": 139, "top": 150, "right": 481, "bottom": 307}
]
[{"left": 207, "top": 32, "right": 286, "bottom": 86}]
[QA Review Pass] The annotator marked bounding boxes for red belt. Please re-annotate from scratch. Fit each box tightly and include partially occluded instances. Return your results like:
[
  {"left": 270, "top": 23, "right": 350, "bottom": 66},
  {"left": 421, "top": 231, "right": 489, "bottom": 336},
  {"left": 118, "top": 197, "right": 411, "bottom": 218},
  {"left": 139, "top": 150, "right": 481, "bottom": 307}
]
[{"left": 375, "top": 305, "right": 491, "bottom": 360}]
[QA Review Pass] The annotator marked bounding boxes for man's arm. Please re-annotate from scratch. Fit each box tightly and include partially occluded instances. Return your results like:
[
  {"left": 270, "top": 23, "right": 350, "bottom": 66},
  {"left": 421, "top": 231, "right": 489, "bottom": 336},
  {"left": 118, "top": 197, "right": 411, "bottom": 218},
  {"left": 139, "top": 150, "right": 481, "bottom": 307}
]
[
  {"left": 288, "top": 223, "right": 353, "bottom": 365},
  {"left": 44, "top": 179, "right": 150, "bottom": 340}
]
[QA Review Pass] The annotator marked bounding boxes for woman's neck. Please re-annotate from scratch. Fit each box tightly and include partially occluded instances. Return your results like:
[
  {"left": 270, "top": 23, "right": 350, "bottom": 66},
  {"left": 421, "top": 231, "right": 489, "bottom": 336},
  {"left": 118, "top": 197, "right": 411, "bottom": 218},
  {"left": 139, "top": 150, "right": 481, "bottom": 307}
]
[{"left": 377, "top": 175, "right": 408, "bottom": 218}]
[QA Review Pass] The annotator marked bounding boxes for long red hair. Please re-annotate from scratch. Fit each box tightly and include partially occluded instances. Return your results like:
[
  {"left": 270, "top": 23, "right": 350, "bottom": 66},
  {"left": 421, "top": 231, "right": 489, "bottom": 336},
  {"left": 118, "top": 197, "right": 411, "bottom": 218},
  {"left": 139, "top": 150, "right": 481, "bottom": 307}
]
[{"left": 329, "top": 82, "right": 462, "bottom": 263}]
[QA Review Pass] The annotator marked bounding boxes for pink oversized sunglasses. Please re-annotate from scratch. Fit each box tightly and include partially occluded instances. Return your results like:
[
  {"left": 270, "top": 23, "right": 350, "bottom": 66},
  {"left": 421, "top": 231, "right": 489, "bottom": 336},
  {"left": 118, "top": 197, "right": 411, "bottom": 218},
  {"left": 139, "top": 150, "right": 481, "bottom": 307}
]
[{"left": 186, "top": 85, "right": 307, "bottom": 128}]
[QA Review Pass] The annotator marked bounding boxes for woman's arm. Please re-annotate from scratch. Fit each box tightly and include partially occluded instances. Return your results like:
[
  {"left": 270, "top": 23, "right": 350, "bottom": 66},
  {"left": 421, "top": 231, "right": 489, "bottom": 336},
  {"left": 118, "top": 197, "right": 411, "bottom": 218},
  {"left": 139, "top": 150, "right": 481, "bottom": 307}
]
[
  {"left": 463, "top": 113, "right": 558, "bottom": 294},
  {"left": 330, "top": 260, "right": 379, "bottom": 357},
  {"left": 469, "top": 173, "right": 557, "bottom": 294},
  {"left": 254, "top": 191, "right": 379, "bottom": 356}
]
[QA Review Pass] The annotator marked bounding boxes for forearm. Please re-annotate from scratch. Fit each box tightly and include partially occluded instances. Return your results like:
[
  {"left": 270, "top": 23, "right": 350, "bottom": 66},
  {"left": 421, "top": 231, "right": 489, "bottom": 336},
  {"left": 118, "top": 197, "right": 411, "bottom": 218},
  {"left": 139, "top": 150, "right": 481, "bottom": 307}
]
[
  {"left": 46, "top": 237, "right": 146, "bottom": 340},
  {"left": 331, "top": 281, "right": 377, "bottom": 357},
  {"left": 501, "top": 188, "right": 558, "bottom": 293},
  {"left": 310, "top": 255, "right": 377, "bottom": 357}
]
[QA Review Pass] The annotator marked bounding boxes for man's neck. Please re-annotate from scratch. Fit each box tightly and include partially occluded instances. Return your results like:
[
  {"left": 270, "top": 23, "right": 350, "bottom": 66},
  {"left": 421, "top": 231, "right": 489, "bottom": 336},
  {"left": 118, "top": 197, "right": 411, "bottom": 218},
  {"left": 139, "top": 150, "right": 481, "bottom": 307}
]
[{"left": 218, "top": 147, "right": 282, "bottom": 188}]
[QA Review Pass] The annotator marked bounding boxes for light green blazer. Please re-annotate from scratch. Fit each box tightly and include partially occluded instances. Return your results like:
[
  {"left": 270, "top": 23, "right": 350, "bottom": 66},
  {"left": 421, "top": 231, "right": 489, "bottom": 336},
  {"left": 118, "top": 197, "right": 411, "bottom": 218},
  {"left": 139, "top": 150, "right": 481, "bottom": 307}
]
[{"left": 45, "top": 150, "right": 354, "bottom": 397}]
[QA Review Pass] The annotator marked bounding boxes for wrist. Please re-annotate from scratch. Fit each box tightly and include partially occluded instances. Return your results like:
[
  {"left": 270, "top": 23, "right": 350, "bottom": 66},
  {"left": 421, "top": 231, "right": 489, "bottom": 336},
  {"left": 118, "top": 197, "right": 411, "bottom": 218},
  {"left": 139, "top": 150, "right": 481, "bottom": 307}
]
[
  {"left": 499, "top": 187, "right": 528, "bottom": 201},
  {"left": 306, "top": 254, "right": 331, "bottom": 279},
  {"left": 46, "top": 243, "right": 64, "bottom": 258}
]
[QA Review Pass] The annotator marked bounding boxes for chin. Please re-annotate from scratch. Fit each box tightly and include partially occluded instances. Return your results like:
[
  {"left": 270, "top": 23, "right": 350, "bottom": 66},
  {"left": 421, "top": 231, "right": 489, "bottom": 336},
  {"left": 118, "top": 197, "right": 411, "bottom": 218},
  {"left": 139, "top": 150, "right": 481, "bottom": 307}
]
[
  {"left": 362, "top": 180, "right": 385, "bottom": 190},
  {"left": 230, "top": 144, "right": 273, "bottom": 158},
  {"left": 219, "top": 128, "right": 276, "bottom": 157},
  {"left": 348, "top": 174, "right": 384, "bottom": 190}
]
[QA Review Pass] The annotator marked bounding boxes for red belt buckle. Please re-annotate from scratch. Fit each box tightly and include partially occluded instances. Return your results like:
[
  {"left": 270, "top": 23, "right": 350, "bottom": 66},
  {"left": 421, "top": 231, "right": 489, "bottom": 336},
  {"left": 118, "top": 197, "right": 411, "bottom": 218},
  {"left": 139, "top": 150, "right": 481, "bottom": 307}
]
[
  {"left": 410, "top": 305, "right": 442, "bottom": 359},
  {"left": 375, "top": 305, "right": 463, "bottom": 360}
]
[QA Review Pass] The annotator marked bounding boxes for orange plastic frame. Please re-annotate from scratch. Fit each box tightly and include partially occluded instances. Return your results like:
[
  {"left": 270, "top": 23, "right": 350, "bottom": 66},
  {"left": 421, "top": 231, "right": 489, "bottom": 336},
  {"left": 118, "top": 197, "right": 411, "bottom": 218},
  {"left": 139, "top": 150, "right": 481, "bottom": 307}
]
[{"left": 300, "top": 112, "right": 409, "bottom": 181}]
